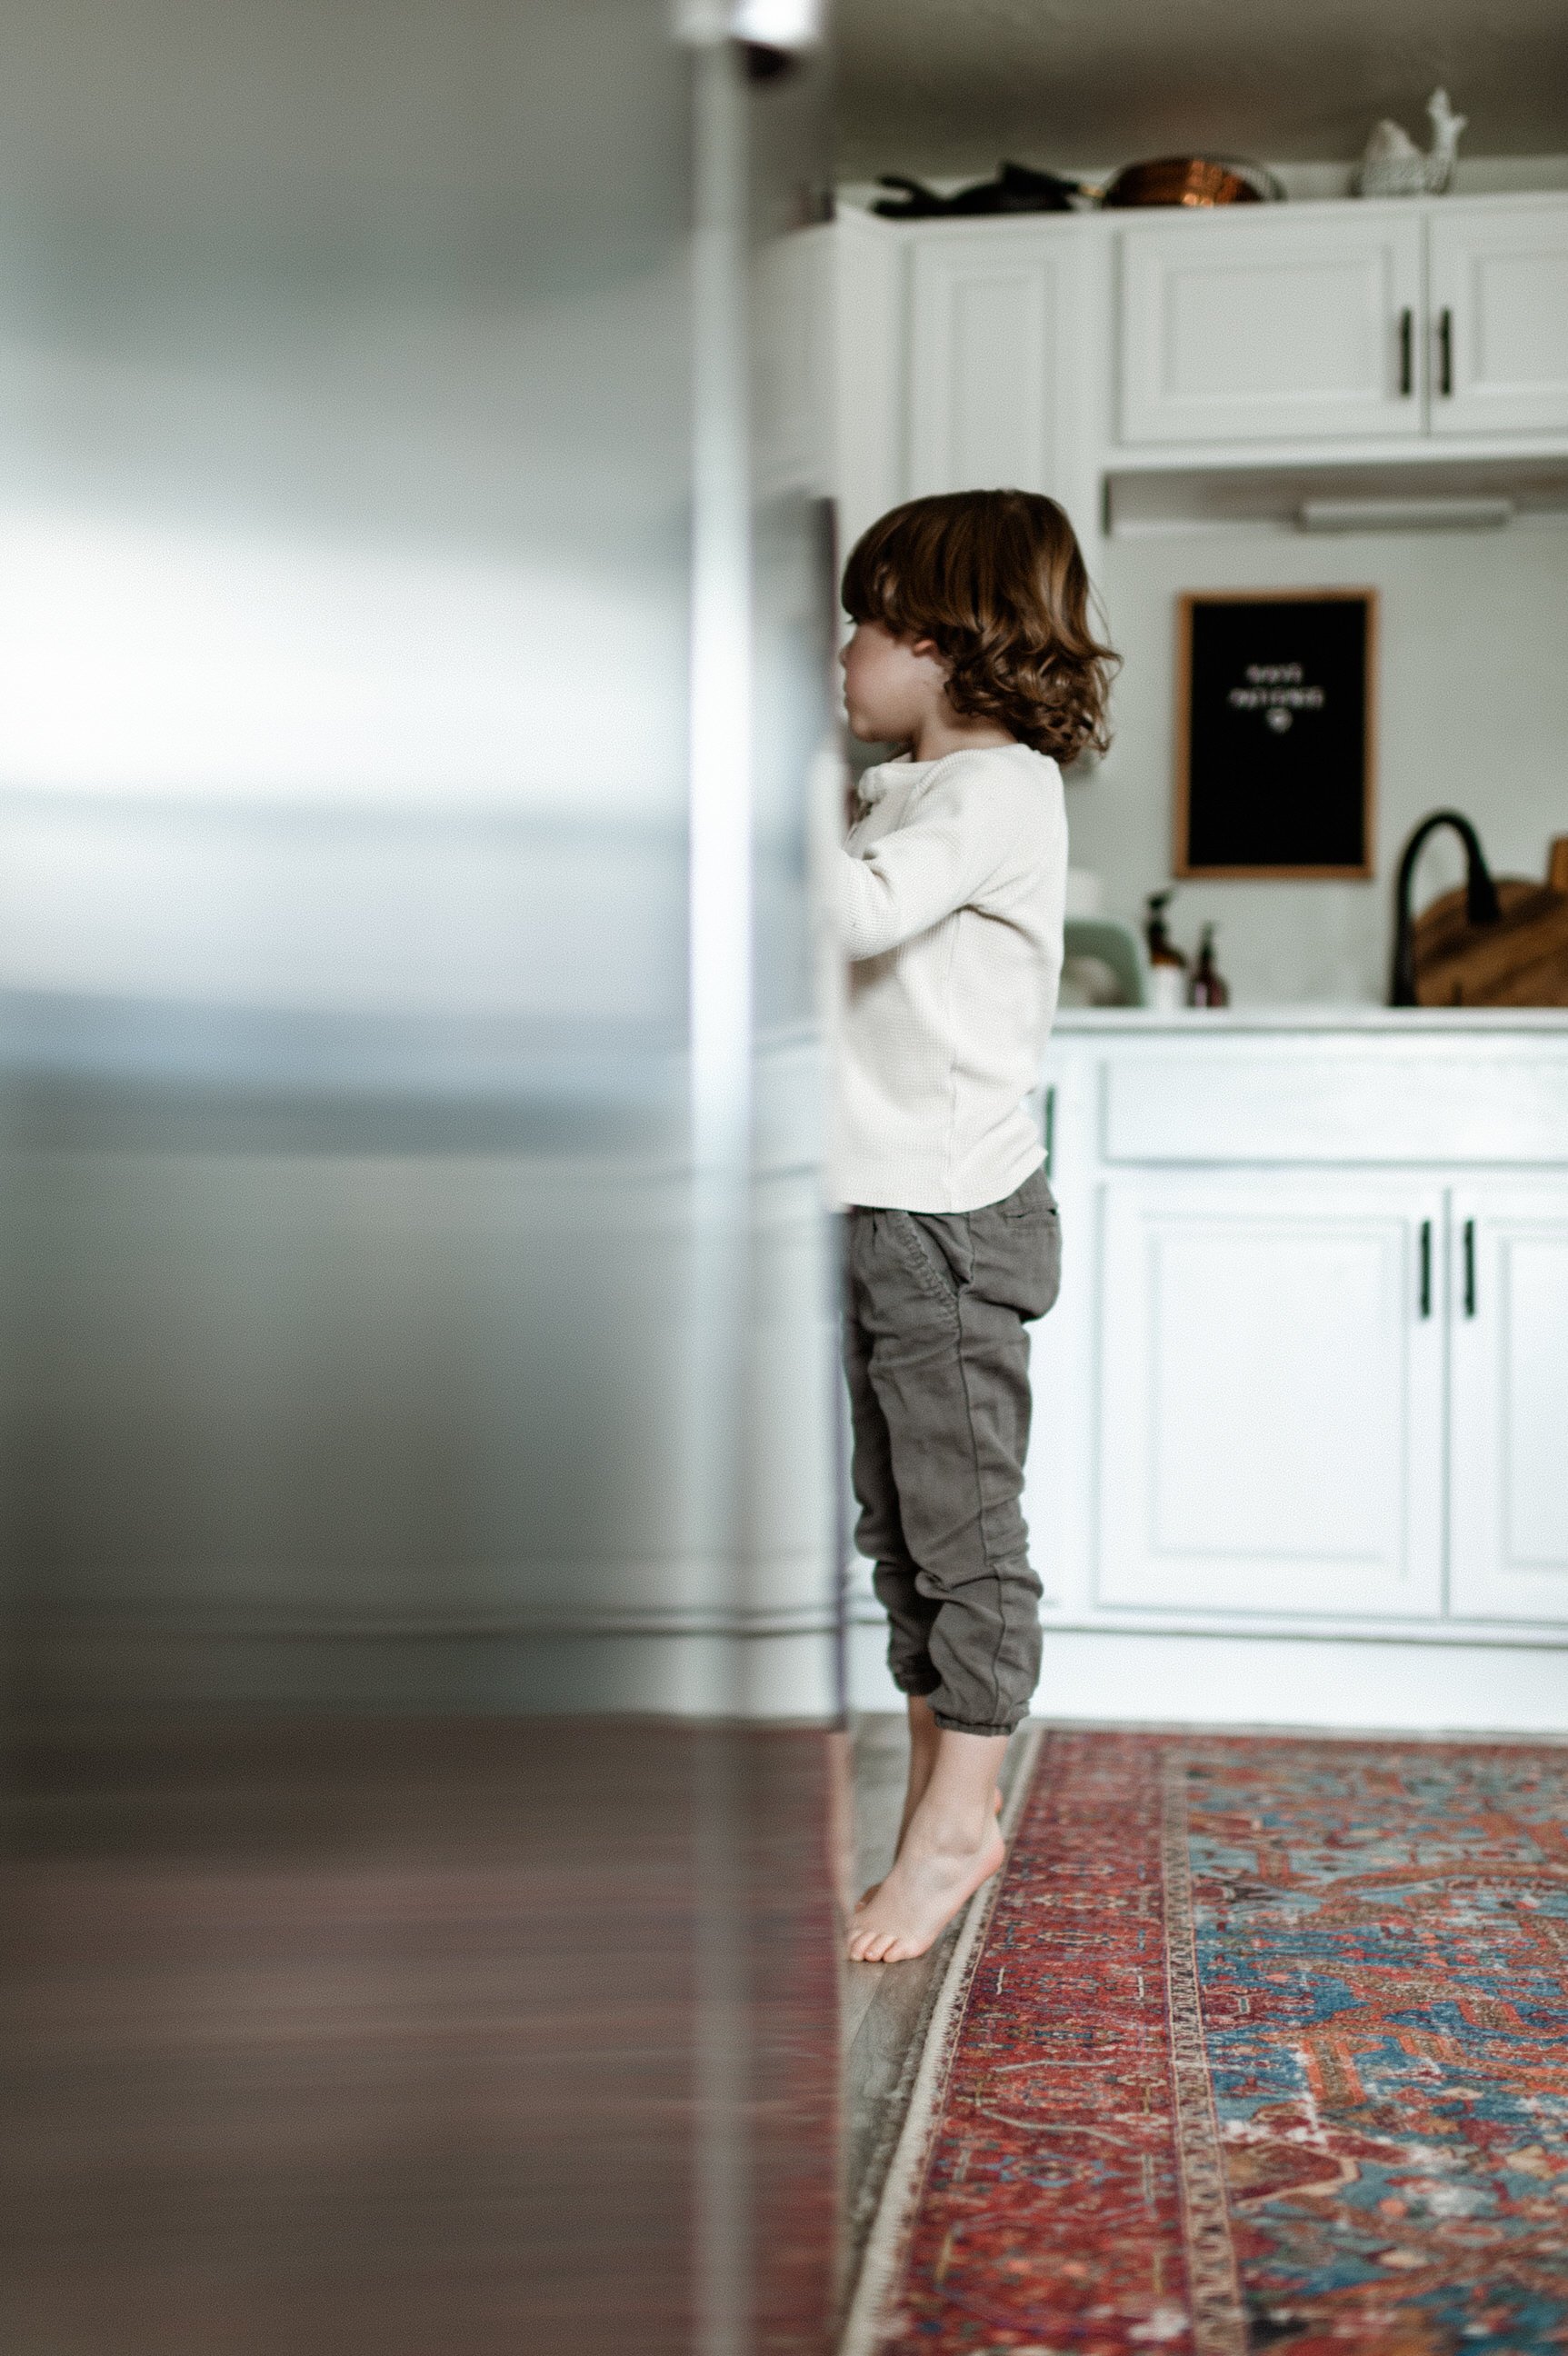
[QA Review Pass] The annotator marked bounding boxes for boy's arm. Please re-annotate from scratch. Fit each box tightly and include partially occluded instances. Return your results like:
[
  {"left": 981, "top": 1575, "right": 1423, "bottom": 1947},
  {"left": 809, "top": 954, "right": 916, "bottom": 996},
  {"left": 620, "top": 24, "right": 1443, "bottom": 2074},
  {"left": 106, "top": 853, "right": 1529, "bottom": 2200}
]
[{"left": 834, "top": 767, "right": 1023, "bottom": 960}]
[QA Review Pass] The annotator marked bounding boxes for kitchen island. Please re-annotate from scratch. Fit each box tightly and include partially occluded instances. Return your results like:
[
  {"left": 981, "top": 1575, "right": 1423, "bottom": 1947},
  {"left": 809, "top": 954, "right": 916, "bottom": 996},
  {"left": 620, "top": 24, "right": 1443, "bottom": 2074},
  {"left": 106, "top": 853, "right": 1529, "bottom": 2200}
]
[{"left": 849, "top": 1009, "right": 1568, "bottom": 1732}]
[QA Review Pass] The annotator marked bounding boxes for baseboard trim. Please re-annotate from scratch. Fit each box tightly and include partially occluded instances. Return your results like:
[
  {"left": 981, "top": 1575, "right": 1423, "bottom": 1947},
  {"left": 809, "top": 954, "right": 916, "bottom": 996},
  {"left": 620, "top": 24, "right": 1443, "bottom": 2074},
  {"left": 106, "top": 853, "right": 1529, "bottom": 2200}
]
[{"left": 848, "top": 1620, "right": 1568, "bottom": 1735}]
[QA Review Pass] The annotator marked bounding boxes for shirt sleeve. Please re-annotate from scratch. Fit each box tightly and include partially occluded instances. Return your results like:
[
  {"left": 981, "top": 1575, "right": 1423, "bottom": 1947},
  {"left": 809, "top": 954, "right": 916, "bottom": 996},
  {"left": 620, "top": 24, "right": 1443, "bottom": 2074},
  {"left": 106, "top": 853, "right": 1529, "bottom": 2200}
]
[{"left": 833, "top": 763, "right": 1024, "bottom": 961}]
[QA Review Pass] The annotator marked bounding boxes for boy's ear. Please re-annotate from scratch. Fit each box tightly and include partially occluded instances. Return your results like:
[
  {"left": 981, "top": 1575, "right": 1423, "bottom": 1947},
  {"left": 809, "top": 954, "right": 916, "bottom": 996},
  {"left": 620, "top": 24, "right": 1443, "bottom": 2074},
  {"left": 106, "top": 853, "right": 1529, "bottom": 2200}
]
[{"left": 909, "top": 636, "right": 943, "bottom": 664}]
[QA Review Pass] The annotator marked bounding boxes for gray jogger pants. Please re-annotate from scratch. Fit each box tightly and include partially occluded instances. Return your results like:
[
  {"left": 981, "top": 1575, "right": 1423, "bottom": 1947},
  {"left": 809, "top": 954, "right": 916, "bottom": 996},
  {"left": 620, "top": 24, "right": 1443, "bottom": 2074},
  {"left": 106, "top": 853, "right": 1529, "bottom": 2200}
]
[{"left": 841, "top": 1164, "right": 1062, "bottom": 1736}]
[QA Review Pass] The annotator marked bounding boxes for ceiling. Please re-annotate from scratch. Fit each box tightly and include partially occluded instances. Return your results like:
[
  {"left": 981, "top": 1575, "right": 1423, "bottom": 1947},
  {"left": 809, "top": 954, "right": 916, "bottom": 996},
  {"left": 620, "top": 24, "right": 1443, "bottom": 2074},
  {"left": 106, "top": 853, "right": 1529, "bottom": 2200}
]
[{"left": 834, "top": 0, "right": 1568, "bottom": 181}]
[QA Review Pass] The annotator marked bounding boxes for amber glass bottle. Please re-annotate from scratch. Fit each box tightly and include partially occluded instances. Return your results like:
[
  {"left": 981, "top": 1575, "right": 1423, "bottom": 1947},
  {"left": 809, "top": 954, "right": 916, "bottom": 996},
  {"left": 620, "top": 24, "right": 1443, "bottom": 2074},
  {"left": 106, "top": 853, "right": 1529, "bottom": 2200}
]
[{"left": 1189, "top": 923, "right": 1230, "bottom": 1009}]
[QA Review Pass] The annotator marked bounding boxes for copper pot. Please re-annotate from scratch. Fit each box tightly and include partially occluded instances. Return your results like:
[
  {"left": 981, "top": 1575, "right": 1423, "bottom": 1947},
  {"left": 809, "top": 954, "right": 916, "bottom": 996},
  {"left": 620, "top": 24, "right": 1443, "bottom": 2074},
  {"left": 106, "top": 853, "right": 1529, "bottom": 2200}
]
[{"left": 1101, "top": 156, "right": 1268, "bottom": 208}]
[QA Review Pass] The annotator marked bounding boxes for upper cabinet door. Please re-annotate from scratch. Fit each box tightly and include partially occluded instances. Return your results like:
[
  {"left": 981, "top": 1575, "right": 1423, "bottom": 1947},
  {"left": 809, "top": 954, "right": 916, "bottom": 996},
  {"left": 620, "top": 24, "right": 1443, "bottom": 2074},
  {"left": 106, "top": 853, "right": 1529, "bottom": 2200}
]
[
  {"left": 1427, "top": 201, "right": 1568, "bottom": 437},
  {"left": 1449, "top": 1185, "right": 1568, "bottom": 1623},
  {"left": 908, "top": 230, "right": 1097, "bottom": 549},
  {"left": 832, "top": 211, "right": 907, "bottom": 555},
  {"left": 1118, "top": 212, "right": 1424, "bottom": 445}
]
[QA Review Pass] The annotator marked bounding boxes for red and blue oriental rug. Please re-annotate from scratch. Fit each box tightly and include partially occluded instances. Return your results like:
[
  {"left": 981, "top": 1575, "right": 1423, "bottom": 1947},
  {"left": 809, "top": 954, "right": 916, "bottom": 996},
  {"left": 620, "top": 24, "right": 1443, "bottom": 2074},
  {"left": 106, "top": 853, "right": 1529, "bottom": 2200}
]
[{"left": 844, "top": 1729, "right": 1568, "bottom": 2356}]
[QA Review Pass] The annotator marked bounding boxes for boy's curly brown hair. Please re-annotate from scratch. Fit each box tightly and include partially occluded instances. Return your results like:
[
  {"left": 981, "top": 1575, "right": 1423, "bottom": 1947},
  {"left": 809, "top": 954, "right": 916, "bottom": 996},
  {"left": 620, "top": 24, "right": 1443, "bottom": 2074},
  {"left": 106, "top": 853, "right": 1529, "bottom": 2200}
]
[{"left": 841, "top": 488, "right": 1118, "bottom": 764}]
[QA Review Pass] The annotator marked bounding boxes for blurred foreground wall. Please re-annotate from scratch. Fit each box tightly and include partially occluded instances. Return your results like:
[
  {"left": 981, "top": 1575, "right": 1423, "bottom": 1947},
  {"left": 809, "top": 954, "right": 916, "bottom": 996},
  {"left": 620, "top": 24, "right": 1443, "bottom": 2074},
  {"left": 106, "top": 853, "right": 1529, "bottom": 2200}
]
[{"left": 0, "top": 5, "right": 844, "bottom": 2349}]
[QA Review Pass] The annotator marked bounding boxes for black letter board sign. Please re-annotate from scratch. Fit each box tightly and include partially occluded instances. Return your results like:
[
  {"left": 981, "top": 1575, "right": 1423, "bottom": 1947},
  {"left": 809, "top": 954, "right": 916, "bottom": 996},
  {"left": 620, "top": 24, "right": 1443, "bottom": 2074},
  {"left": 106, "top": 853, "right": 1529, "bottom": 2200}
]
[{"left": 1175, "top": 589, "right": 1377, "bottom": 879}]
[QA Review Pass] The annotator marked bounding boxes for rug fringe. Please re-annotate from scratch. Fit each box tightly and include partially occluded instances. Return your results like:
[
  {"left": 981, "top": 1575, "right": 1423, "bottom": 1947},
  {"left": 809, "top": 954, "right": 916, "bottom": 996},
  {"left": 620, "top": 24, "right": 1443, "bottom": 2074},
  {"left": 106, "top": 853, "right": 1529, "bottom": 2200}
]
[{"left": 838, "top": 1721, "right": 1045, "bottom": 2356}]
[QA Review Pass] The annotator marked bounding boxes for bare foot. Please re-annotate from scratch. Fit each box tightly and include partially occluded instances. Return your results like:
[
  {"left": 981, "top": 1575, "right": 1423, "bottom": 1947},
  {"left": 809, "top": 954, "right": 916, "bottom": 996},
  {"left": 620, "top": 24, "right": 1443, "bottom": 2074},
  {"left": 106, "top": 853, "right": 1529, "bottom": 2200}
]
[
  {"left": 846, "top": 1820, "right": 1005, "bottom": 1963},
  {"left": 855, "top": 1787, "right": 1001, "bottom": 1911},
  {"left": 854, "top": 1696, "right": 940, "bottom": 1910}
]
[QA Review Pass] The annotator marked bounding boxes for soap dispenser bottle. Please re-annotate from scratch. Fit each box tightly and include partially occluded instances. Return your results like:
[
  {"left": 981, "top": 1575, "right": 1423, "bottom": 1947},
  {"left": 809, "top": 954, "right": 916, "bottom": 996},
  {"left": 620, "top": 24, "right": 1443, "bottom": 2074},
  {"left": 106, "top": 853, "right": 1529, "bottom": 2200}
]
[
  {"left": 1144, "top": 891, "right": 1187, "bottom": 1013},
  {"left": 1189, "top": 923, "right": 1230, "bottom": 1010}
]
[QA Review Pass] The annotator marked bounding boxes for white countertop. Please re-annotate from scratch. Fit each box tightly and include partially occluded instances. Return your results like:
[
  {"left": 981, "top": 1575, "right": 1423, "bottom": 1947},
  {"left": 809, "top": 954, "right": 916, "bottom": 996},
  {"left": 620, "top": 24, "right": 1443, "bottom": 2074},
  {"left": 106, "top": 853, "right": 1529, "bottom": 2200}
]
[{"left": 1054, "top": 1005, "right": 1568, "bottom": 1034}]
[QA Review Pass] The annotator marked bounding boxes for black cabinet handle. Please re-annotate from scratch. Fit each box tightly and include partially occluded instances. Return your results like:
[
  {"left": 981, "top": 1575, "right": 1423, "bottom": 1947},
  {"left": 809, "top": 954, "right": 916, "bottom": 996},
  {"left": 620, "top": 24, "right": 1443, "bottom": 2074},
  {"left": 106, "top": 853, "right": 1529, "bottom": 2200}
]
[
  {"left": 1419, "top": 1219, "right": 1432, "bottom": 1317},
  {"left": 1399, "top": 306, "right": 1413, "bottom": 396},
  {"left": 1438, "top": 306, "right": 1453, "bottom": 397},
  {"left": 1463, "top": 1217, "right": 1476, "bottom": 1316}
]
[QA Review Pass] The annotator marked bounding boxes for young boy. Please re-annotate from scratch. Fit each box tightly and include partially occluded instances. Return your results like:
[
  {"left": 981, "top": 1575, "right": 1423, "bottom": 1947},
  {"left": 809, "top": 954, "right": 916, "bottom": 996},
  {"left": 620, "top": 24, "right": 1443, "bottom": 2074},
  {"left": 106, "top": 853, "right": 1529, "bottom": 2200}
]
[{"left": 833, "top": 488, "right": 1115, "bottom": 1964}]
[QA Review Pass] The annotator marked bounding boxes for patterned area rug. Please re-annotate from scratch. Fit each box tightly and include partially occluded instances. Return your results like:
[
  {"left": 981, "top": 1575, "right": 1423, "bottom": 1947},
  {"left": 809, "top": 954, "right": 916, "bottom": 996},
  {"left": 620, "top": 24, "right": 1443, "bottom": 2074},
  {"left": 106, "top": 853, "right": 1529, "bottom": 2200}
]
[{"left": 844, "top": 1729, "right": 1568, "bottom": 2356}]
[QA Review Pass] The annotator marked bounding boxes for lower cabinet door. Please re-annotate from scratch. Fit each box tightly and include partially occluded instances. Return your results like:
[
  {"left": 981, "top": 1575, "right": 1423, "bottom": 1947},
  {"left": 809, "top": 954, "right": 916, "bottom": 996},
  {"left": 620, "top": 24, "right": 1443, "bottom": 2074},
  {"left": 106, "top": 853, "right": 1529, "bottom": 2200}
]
[
  {"left": 1097, "top": 1173, "right": 1445, "bottom": 1618},
  {"left": 1449, "top": 1184, "right": 1568, "bottom": 1622}
]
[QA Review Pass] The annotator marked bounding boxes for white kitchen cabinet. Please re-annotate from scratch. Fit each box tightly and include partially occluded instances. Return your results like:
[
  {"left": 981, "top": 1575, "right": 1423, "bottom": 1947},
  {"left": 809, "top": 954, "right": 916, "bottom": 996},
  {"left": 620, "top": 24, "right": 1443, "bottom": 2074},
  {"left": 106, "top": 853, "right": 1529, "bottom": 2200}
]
[
  {"left": 1117, "top": 211, "right": 1424, "bottom": 446},
  {"left": 831, "top": 193, "right": 1568, "bottom": 574},
  {"left": 901, "top": 226, "right": 1102, "bottom": 558},
  {"left": 850, "top": 1023, "right": 1568, "bottom": 1730},
  {"left": 832, "top": 205, "right": 906, "bottom": 555},
  {"left": 909, "top": 230, "right": 1084, "bottom": 492},
  {"left": 1428, "top": 202, "right": 1568, "bottom": 437},
  {"left": 1097, "top": 1171, "right": 1446, "bottom": 1619},
  {"left": 1449, "top": 1184, "right": 1568, "bottom": 1622}
]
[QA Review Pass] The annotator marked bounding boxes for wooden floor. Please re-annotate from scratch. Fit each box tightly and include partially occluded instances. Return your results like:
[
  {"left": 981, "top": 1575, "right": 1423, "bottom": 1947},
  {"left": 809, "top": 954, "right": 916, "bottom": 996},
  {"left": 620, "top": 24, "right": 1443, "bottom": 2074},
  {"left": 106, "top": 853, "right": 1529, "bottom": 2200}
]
[
  {"left": 2, "top": 1717, "right": 843, "bottom": 2356},
  {"left": 841, "top": 1714, "right": 1031, "bottom": 2295}
]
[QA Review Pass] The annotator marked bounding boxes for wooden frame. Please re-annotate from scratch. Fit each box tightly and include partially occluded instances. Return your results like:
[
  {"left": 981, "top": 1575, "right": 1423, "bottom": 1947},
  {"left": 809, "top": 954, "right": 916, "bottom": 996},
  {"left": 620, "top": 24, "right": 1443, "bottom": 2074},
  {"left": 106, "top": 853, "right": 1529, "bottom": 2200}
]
[{"left": 1174, "top": 588, "right": 1379, "bottom": 880}]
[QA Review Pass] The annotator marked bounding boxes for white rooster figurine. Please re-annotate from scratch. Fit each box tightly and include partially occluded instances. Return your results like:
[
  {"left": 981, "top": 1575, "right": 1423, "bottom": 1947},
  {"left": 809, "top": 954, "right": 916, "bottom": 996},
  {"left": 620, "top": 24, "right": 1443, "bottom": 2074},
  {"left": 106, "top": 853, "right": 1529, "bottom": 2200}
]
[{"left": 1354, "top": 88, "right": 1467, "bottom": 197}]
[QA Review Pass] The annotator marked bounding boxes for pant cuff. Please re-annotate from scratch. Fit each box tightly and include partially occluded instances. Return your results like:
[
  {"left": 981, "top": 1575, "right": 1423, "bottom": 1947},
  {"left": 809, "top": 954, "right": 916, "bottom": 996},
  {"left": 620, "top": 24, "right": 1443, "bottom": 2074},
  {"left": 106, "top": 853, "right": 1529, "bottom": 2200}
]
[
  {"left": 892, "top": 1672, "right": 942, "bottom": 1700},
  {"left": 930, "top": 1708, "right": 1024, "bottom": 1737}
]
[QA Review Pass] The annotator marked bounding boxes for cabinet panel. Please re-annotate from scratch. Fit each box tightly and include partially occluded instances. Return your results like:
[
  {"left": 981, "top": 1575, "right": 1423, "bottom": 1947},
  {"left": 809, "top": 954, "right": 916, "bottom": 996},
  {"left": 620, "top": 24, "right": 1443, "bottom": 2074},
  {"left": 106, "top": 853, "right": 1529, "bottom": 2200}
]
[
  {"left": 832, "top": 210, "right": 906, "bottom": 554},
  {"left": 908, "top": 231, "right": 1094, "bottom": 545},
  {"left": 1428, "top": 205, "right": 1568, "bottom": 436},
  {"left": 1098, "top": 1174, "right": 1444, "bottom": 1616},
  {"left": 1118, "top": 214, "right": 1423, "bottom": 445},
  {"left": 1103, "top": 1045, "right": 1568, "bottom": 1165},
  {"left": 1449, "top": 1186, "right": 1568, "bottom": 1620}
]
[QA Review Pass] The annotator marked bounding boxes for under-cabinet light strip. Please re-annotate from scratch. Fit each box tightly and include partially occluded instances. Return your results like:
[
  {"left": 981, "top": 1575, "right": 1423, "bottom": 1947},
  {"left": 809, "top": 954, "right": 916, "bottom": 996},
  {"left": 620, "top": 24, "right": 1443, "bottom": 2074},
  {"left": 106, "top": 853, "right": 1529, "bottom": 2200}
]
[{"left": 1297, "top": 495, "right": 1514, "bottom": 532}]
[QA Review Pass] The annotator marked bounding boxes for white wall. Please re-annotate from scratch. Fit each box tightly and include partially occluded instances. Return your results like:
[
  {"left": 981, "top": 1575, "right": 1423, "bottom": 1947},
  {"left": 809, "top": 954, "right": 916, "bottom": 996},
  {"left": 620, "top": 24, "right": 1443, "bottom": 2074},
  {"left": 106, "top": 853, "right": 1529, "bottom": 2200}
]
[{"left": 1068, "top": 519, "right": 1568, "bottom": 1005}]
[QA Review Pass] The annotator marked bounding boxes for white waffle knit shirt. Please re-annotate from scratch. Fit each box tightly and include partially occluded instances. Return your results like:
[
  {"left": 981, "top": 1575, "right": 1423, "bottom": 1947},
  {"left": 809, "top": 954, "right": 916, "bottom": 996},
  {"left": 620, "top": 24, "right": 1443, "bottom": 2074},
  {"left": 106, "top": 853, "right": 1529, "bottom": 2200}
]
[{"left": 830, "top": 741, "right": 1067, "bottom": 1213}]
